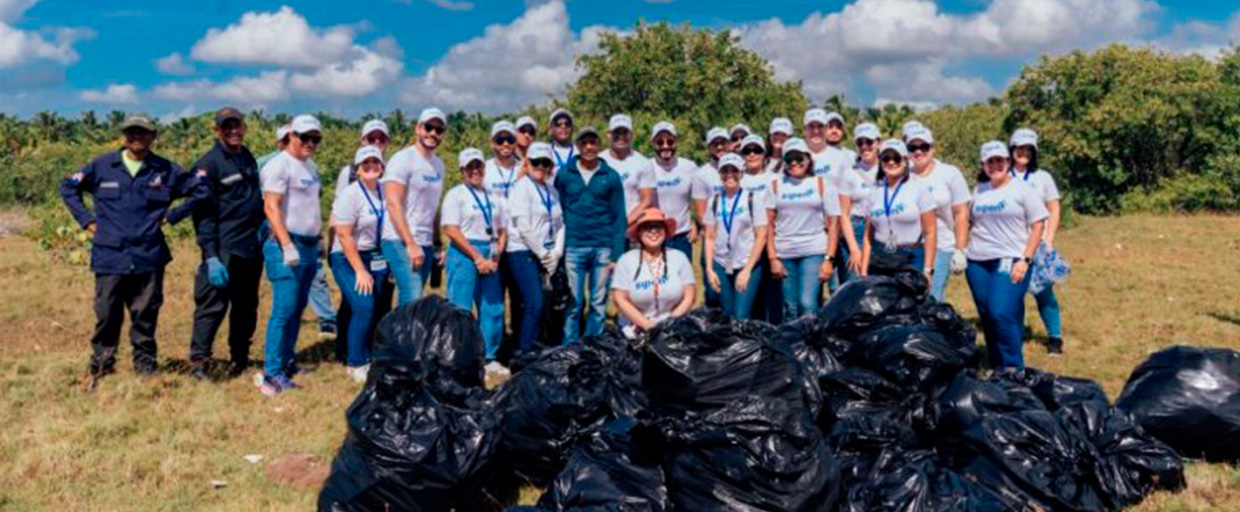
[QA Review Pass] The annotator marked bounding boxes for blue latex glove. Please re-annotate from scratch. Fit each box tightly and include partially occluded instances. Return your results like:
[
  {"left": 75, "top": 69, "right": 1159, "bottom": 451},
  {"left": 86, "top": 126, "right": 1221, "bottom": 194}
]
[{"left": 206, "top": 257, "right": 230, "bottom": 288}]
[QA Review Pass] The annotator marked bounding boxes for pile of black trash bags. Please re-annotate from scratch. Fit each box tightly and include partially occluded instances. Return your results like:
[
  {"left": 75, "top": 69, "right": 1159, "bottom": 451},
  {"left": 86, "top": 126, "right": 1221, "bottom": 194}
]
[{"left": 319, "top": 272, "right": 1240, "bottom": 511}]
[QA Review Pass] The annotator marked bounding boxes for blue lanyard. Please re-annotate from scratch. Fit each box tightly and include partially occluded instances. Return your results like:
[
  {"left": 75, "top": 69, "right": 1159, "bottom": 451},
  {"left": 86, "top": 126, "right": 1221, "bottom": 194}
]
[
  {"left": 1011, "top": 168, "right": 1031, "bottom": 181},
  {"left": 466, "top": 185, "right": 494, "bottom": 236},
  {"left": 720, "top": 190, "right": 742, "bottom": 236},
  {"left": 497, "top": 162, "right": 517, "bottom": 195},
  {"left": 553, "top": 145, "right": 574, "bottom": 170},
  {"left": 883, "top": 178, "right": 905, "bottom": 218},
  {"left": 358, "top": 182, "right": 385, "bottom": 235},
  {"left": 534, "top": 180, "right": 555, "bottom": 239}
]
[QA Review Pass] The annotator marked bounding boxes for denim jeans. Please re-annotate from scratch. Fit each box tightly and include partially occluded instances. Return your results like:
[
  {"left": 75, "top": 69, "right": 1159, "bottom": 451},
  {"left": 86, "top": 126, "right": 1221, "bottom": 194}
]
[
  {"left": 564, "top": 246, "right": 612, "bottom": 345},
  {"left": 756, "top": 252, "right": 784, "bottom": 324},
  {"left": 837, "top": 216, "right": 868, "bottom": 285},
  {"left": 701, "top": 249, "right": 720, "bottom": 310},
  {"left": 262, "top": 238, "right": 319, "bottom": 377},
  {"left": 308, "top": 264, "right": 336, "bottom": 324},
  {"left": 446, "top": 241, "right": 505, "bottom": 361},
  {"left": 1033, "top": 284, "right": 1063, "bottom": 338},
  {"left": 666, "top": 233, "right": 692, "bottom": 261},
  {"left": 780, "top": 254, "right": 825, "bottom": 320},
  {"left": 966, "top": 259, "right": 1032, "bottom": 370},
  {"left": 713, "top": 261, "right": 763, "bottom": 320},
  {"left": 930, "top": 249, "right": 953, "bottom": 302},
  {"left": 381, "top": 240, "right": 435, "bottom": 305},
  {"left": 506, "top": 250, "right": 545, "bottom": 356},
  {"left": 329, "top": 251, "right": 388, "bottom": 366}
]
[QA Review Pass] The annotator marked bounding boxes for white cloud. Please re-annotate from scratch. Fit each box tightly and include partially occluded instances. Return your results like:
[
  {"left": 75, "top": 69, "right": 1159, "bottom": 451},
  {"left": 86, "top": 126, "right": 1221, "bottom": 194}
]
[
  {"left": 189, "top": 6, "right": 356, "bottom": 67},
  {"left": 873, "top": 98, "right": 937, "bottom": 112},
  {"left": 1152, "top": 12, "right": 1240, "bottom": 59},
  {"left": 289, "top": 46, "right": 404, "bottom": 97},
  {"left": 79, "top": 84, "right": 139, "bottom": 104},
  {"left": 425, "top": 0, "right": 473, "bottom": 11},
  {"left": 0, "top": 0, "right": 92, "bottom": 69},
  {"left": 154, "top": 71, "right": 292, "bottom": 106},
  {"left": 0, "top": 0, "right": 39, "bottom": 23},
  {"left": 867, "top": 61, "right": 995, "bottom": 104},
  {"left": 159, "top": 104, "right": 196, "bottom": 124},
  {"left": 399, "top": 1, "right": 612, "bottom": 112},
  {"left": 154, "top": 52, "right": 194, "bottom": 75}
]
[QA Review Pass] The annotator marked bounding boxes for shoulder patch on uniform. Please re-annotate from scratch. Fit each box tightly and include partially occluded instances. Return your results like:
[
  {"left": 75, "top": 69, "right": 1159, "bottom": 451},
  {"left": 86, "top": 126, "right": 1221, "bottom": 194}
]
[{"left": 68, "top": 172, "right": 84, "bottom": 183}]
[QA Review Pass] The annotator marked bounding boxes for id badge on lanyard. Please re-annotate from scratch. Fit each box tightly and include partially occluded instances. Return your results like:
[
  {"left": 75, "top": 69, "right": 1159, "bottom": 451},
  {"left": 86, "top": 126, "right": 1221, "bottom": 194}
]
[
  {"left": 369, "top": 254, "right": 388, "bottom": 272},
  {"left": 999, "top": 258, "right": 1013, "bottom": 275}
]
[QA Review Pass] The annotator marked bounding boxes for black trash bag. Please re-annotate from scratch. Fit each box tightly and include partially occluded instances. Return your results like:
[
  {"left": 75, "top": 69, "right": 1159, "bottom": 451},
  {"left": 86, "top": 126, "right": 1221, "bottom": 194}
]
[
  {"left": 1089, "top": 411, "right": 1186, "bottom": 509},
  {"left": 492, "top": 330, "right": 647, "bottom": 487},
  {"left": 859, "top": 324, "right": 974, "bottom": 389},
  {"left": 662, "top": 397, "right": 841, "bottom": 512},
  {"left": 817, "top": 368, "right": 905, "bottom": 426},
  {"left": 915, "top": 301, "right": 978, "bottom": 360},
  {"left": 818, "top": 275, "right": 923, "bottom": 342},
  {"left": 643, "top": 310, "right": 812, "bottom": 419},
  {"left": 839, "top": 449, "right": 1023, "bottom": 512},
  {"left": 537, "top": 417, "right": 668, "bottom": 512},
  {"left": 827, "top": 403, "right": 925, "bottom": 481},
  {"left": 368, "top": 295, "right": 485, "bottom": 393},
  {"left": 538, "top": 264, "right": 573, "bottom": 348},
  {"left": 930, "top": 373, "right": 1047, "bottom": 438},
  {"left": 1116, "top": 345, "right": 1240, "bottom": 462}
]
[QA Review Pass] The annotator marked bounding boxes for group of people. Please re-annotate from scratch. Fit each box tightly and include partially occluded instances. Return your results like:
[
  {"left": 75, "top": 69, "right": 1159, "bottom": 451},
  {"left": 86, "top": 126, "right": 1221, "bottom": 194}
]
[{"left": 60, "top": 105, "right": 1066, "bottom": 395}]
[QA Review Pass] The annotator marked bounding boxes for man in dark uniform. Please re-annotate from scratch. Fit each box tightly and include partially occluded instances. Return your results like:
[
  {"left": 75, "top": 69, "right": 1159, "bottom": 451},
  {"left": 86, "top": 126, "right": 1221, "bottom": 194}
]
[
  {"left": 187, "top": 107, "right": 263, "bottom": 380},
  {"left": 59, "top": 114, "right": 202, "bottom": 379}
]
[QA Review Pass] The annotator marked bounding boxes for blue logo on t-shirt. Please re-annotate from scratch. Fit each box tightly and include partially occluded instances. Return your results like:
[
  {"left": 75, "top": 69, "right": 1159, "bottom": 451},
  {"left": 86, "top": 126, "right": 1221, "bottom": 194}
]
[
  {"left": 657, "top": 178, "right": 681, "bottom": 188},
  {"left": 975, "top": 200, "right": 1007, "bottom": 214},
  {"left": 781, "top": 189, "right": 814, "bottom": 201},
  {"left": 634, "top": 275, "right": 670, "bottom": 291},
  {"left": 871, "top": 203, "right": 906, "bottom": 217},
  {"left": 423, "top": 174, "right": 442, "bottom": 183}
]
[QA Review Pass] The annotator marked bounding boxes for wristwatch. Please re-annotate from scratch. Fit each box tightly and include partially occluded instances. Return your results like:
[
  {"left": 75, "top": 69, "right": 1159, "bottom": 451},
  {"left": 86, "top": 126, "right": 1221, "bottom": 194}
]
[
  {"left": 826, "top": 255, "right": 838, "bottom": 266},
  {"left": 1020, "top": 256, "right": 1033, "bottom": 265}
]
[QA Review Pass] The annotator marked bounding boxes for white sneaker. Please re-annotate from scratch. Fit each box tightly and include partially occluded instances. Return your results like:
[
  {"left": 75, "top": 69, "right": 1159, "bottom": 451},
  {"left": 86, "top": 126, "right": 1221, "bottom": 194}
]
[
  {"left": 346, "top": 364, "right": 370, "bottom": 384},
  {"left": 483, "top": 361, "right": 511, "bottom": 390}
]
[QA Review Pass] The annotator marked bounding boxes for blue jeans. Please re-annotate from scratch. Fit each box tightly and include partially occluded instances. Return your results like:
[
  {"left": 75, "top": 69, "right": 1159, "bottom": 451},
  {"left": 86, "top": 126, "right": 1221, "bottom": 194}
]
[
  {"left": 780, "top": 254, "right": 825, "bottom": 320},
  {"left": 308, "top": 264, "right": 335, "bottom": 325},
  {"left": 871, "top": 244, "right": 926, "bottom": 275},
  {"left": 713, "top": 261, "right": 762, "bottom": 320},
  {"left": 381, "top": 240, "right": 435, "bottom": 305},
  {"left": 329, "top": 251, "right": 388, "bottom": 367},
  {"left": 930, "top": 249, "right": 953, "bottom": 302},
  {"left": 262, "top": 238, "right": 319, "bottom": 377},
  {"left": 966, "top": 259, "right": 1032, "bottom": 370},
  {"left": 564, "top": 246, "right": 613, "bottom": 345},
  {"left": 666, "top": 233, "right": 692, "bottom": 261},
  {"left": 702, "top": 250, "right": 720, "bottom": 310},
  {"left": 1033, "top": 284, "right": 1063, "bottom": 338},
  {"left": 507, "top": 250, "right": 545, "bottom": 356},
  {"left": 446, "top": 241, "right": 505, "bottom": 361},
  {"left": 757, "top": 253, "right": 784, "bottom": 324},
  {"left": 837, "top": 216, "right": 867, "bottom": 285}
]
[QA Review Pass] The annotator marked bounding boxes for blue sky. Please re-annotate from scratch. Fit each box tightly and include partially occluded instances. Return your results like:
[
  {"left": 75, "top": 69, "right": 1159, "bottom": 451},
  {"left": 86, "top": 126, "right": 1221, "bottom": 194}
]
[{"left": 1, "top": 0, "right": 1237, "bottom": 119}]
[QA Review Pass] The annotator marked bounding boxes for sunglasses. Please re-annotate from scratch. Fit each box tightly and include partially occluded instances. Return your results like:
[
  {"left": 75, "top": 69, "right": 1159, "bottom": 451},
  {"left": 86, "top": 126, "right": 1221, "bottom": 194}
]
[
  {"left": 741, "top": 147, "right": 765, "bottom": 156},
  {"left": 518, "top": 127, "right": 537, "bottom": 136},
  {"left": 553, "top": 120, "right": 573, "bottom": 128},
  {"left": 493, "top": 135, "right": 516, "bottom": 145},
  {"left": 654, "top": 138, "right": 677, "bottom": 149},
  {"left": 908, "top": 143, "right": 932, "bottom": 154},
  {"left": 530, "top": 158, "right": 554, "bottom": 169},
  {"left": 364, "top": 134, "right": 389, "bottom": 145},
  {"left": 856, "top": 138, "right": 876, "bottom": 147},
  {"left": 730, "top": 134, "right": 747, "bottom": 142},
  {"left": 881, "top": 155, "right": 904, "bottom": 165},
  {"left": 422, "top": 124, "right": 446, "bottom": 135},
  {"left": 298, "top": 133, "right": 322, "bottom": 145},
  {"left": 784, "top": 153, "right": 808, "bottom": 165}
]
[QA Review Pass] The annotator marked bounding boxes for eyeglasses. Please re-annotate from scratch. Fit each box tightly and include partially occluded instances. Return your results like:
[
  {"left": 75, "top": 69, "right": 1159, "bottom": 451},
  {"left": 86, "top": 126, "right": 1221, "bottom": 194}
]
[
  {"left": 493, "top": 135, "right": 516, "bottom": 145},
  {"left": 422, "top": 123, "right": 446, "bottom": 135},
  {"left": 518, "top": 127, "right": 537, "bottom": 136},
  {"left": 530, "top": 158, "right": 554, "bottom": 169},
  {"left": 908, "top": 143, "right": 932, "bottom": 154},
  {"left": 298, "top": 133, "right": 322, "bottom": 145},
  {"left": 741, "top": 147, "right": 765, "bottom": 156},
  {"left": 784, "top": 153, "right": 808, "bottom": 165},
  {"left": 881, "top": 155, "right": 904, "bottom": 165},
  {"left": 364, "top": 134, "right": 389, "bottom": 145},
  {"left": 654, "top": 138, "right": 676, "bottom": 149},
  {"left": 856, "top": 138, "right": 875, "bottom": 147}
]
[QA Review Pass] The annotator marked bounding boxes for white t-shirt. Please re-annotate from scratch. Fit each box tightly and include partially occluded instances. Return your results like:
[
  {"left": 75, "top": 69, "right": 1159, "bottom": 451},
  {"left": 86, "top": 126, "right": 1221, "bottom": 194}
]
[
  {"left": 651, "top": 157, "right": 698, "bottom": 236},
  {"left": 380, "top": 146, "right": 445, "bottom": 246},
  {"left": 967, "top": 180, "right": 1050, "bottom": 261},
  {"left": 812, "top": 145, "right": 857, "bottom": 185},
  {"left": 867, "top": 178, "right": 936, "bottom": 247},
  {"left": 331, "top": 182, "right": 385, "bottom": 253},
  {"left": 440, "top": 184, "right": 506, "bottom": 242},
  {"left": 767, "top": 175, "right": 841, "bottom": 259},
  {"left": 506, "top": 176, "right": 563, "bottom": 253},
  {"left": 260, "top": 151, "right": 321, "bottom": 238},
  {"left": 601, "top": 149, "right": 656, "bottom": 216},
  {"left": 335, "top": 164, "right": 355, "bottom": 196},
  {"left": 1012, "top": 168, "right": 1061, "bottom": 203},
  {"left": 611, "top": 248, "right": 695, "bottom": 326},
  {"left": 551, "top": 143, "right": 576, "bottom": 172},
  {"left": 841, "top": 162, "right": 879, "bottom": 218},
  {"left": 704, "top": 189, "right": 768, "bottom": 270},
  {"left": 741, "top": 170, "right": 776, "bottom": 198},
  {"left": 911, "top": 160, "right": 970, "bottom": 250},
  {"left": 692, "top": 161, "right": 723, "bottom": 206}
]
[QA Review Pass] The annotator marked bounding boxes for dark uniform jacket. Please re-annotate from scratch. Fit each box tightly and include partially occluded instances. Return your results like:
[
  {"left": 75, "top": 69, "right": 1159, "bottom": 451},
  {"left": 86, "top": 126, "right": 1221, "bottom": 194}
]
[{"left": 190, "top": 141, "right": 263, "bottom": 261}]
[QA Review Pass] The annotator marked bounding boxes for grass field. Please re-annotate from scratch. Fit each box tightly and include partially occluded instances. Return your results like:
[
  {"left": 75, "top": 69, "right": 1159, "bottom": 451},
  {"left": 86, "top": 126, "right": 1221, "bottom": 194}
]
[{"left": 1, "top": 213, "right": 1239, "bottom": 511}]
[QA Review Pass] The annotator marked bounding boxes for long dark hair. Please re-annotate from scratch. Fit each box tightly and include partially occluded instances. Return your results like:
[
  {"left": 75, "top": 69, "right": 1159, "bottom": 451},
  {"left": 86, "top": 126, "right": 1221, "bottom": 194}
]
[
  {"left": 875, "top": 150, "right": 911, "bottom": 186},
  {"left": 1010, "top": 144, "right": 1040, "bottom": 176}
]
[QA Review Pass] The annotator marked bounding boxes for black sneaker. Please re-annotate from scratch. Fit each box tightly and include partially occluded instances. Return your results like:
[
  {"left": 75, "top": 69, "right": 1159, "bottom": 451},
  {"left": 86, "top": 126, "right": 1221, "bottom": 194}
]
[
  {"left": 191, "top": 362, "right": 212, "bottom": 381},
  {"left": 227, "top": 359, "right": 250, "bottom": 378},
  {"left": 88, "top": 360, "right": 115, "bottom": 378},
  {"left": 1046, "top": 337, "right": 1064, "bottom": 356}
]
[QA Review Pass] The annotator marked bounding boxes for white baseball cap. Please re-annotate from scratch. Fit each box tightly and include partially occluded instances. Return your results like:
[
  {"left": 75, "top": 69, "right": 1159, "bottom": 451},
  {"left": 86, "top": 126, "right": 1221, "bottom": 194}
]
[
  {"left": 418, "top": 107, "right": 446, "bottom": 125},
  {"left": 769, "top": 117, "right": 794, "bottom": 136},
  {"left": 1010, "top": 128, "right": 1038, "bottom": 148},
  {"left": 740, "top": 134, "right": 766, "bottom": 152},
  {"left": 729, "top": 123, "right": 752, "bottom": 137},
  {"left": 854, "top": 122, "right": 880, "bottom": 141},
  {"left": 981, "top": 141, "right": 1010, "bottom": 161},
  {"left": 515, "top": 116, "right": 537, "bottom": 131},
  {"left": 490, "top": 120, "right": 515, "bottom": 138},
  {"left": 608, "top": 114, "right": 633, "bottom": 133},
  {"left": 878, "top": 139, "right": 908, "bottom": 158},
  {"left": 783, "top": 137, "right": 810, "bottom": 155},
  {"left": 275, "top": 124, "right": 291, "bottom": 142},
  {"left": 651, "top": 121, "right": 678, "bottom": 140},
  {"left": 526, "top": 142, "right": 553, "bottom": 161},
  {"left": 901, "top": 120, "right": 925, "bottom": 139},
  {"left": 354, "top": 145, "right": 384, "bottom": 165},
  {"left": 704, "top": 127, "right": 728, "bottom": 145},
  {"left": 290, "top": 114, "right": 322, "bottom": 134},
  {"left": 803, "top": 108, "right": 828, "bottom": 126},
  {"left": 458, "top": 147, "right": 485, "bottom": 168},
  {"left": 361, "top": 119, "right": 389, "bottom": 138},
  {"left": 905, "top": 125, "right": 935, "bottom": 145},
  {"left": 549, "top": 108, "right": 573, "bottom": 126},
  {"left": 718, "top": 153, "right": 744, "bottom": 171},
  {"left": 824, "top": 111, "right": 844, "bottom": 125}
]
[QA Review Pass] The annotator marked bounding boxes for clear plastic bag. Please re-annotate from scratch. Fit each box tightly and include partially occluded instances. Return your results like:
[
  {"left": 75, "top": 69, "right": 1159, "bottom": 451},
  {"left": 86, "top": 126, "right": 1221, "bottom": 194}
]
[{"left": 1029, "top": 242, "right": 1070, "bottom": 295}]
